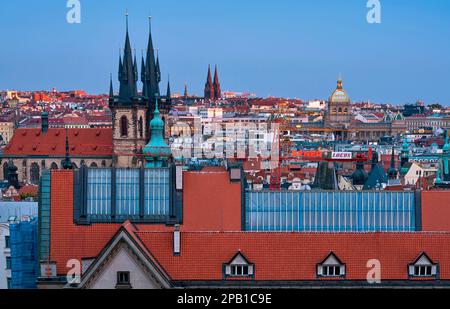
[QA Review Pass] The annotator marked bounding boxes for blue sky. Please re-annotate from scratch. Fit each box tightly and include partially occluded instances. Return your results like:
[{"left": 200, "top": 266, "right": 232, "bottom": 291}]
[{"left": 0, "top": 0, "right": 449, "bottom": 105}]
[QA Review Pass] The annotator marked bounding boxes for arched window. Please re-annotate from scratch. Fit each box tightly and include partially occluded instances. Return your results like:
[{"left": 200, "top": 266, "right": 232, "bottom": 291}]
[
  {"left": 120, "top": 116, "right": 129, "bottom": 137},
  {"left": 90, "top": 162, "right": 98, "bottom": 168},
  {"left": 3, "top": 162, "right": 9, "bottom": 180},
  {"left": 338, "top": 107, "right": 342, "bottom": 113},
  {"left": 50, "top": 162, "right": 58, "bottom": 170},
  {"left": 30, "top": 163, "right": 40, "bottom": 185},
  {"left": 138, "top": 116, "right": 143, "bottom": 138},
  {"left": 41, "top": 160, "right": 46, "bottom": 170},
  {"left": 101, "top": 160, "right": 106, "bottom": 167}
]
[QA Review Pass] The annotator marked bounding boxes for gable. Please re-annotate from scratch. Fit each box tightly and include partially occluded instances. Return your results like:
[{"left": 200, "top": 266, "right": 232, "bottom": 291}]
[
  {"left": 229, "top": 253, "right": 250, "bottom": 265},
  {"left": 319, "top": 252, "right": 344, "bottom": 266},
  {"left": 87, "top": 243, "right": 160, "bottom": 289},
  {"left": 78, "top": 229, "right": 171, "bottom": 289},
  {"left": 413, "top": 253, "right": 435, "bottom": 266}
]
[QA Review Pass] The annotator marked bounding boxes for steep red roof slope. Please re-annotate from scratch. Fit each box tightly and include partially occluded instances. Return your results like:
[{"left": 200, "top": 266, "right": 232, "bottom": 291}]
[{"left": 4, "top": 128, "right": 113, "bottom": 156}]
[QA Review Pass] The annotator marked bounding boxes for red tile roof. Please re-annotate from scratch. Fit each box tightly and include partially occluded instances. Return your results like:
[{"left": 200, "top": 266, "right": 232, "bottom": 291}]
[
  {"left": 136, "top": 231, "right": 450, "bottom": 281},
  {"left": 48, "top": 170, "right": 450, "bottom": 282},
  {"left": 4, "top": 128, "right": 113, "bottom": 156}
]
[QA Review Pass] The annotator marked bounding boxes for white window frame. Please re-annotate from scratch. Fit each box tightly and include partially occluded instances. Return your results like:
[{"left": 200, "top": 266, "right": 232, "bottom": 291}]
[
  {"left": 317, "top": 253, "right": 346, "bottom": 278},
  {"left": 408, "top": 253, "right": 438, "bottom": 279},
  {"left": 224, "top": 252, "right": 254, "bottom": 278}
]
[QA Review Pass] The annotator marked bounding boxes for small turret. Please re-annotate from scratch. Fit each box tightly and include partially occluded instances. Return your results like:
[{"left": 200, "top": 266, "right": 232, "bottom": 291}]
[
  {"left": 142, "top": 97, "right": 171, "bottom": 167},
  {"left": 61, "top": 129, "right": 73, "bottom": 170},
  {"left": 7, "top": 160, "right": 19, "bottom": 189},
  {"left": 387, "top": 147, "right": 398, "bottom": 179}
]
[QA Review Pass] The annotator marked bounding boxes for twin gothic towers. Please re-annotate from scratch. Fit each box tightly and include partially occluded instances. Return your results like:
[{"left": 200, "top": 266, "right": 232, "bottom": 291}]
[{"left": 109, "top": 15, "right": 171, "bottom": 168}]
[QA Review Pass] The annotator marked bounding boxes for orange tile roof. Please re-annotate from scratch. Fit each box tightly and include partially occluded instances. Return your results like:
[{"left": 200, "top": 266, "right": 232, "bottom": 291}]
[
  {"left": 4, "top": 128, "right": 113, "bottom": 156},
  {"left": 136, "top": 231, "right": 450, "bottom": 281},
  {"left": 48, "top": 170, "right": 450, "bottom": 281}
]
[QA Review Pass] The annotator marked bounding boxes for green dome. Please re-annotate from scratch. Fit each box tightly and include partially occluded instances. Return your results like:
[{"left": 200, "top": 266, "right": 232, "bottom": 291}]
[{"left": 143, "top": 99, "right": 171, "bottom": 167}]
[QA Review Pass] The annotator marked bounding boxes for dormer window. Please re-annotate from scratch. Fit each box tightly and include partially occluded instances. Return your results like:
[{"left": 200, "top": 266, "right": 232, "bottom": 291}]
[
  {"left": 408, "top": 252, "right": 438, "bottom": 278},
  {"left": 317, "top": 252, "right": 346, "bottom": 278},
  {"left": 223, "top": 252, "right": 254, "bottom": 278}
]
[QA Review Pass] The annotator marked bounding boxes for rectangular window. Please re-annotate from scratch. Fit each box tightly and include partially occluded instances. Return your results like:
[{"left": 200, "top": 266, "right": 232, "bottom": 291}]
[
  {"left": 414, "top": 266, "right": 432, "bottom": 277},
  {"left": 5, "top": 236, "right": 10, "bottom": 249},
  {"left": 116, "top": 271, "right": 131, "bottom": 286},
  {"left": 230, "top": 265, "right": 251, "bottom": 277},
  {"left": 6, "top": 257, "right": 11, "bottom": 269},
  {"left": 322, "top": 266, "right": 341, "bottom": 277},
  {"left": 7, "top": 277, "right": 12, "bottom": 289}
]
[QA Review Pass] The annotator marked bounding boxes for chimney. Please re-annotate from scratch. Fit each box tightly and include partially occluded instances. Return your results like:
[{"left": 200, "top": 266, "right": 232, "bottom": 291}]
[{"left": 173, "top": 225, "right": 180, "bottom": 256}]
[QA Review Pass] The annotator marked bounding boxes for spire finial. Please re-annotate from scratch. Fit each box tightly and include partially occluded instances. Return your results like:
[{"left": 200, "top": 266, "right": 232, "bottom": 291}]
[
  {"left": 149, "top": 15, "right": 152, "bottom": 32},
  {"left": 125, "top": 9, "right": 129, "bottom": 31}
]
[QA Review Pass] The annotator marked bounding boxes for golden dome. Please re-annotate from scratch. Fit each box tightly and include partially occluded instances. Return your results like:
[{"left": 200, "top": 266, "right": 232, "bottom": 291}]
[{"left": 330, "top": 79, "right": 350, "bottom": 103}]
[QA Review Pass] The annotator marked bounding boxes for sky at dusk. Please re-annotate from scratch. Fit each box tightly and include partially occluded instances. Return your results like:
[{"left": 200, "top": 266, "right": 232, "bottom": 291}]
[{"left": 1, "top": 0, "right": 450, "bottom": 105}]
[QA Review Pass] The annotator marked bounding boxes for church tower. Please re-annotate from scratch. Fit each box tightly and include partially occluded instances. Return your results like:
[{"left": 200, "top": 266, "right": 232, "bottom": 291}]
[
  {"left": 213, "top": 65, "right": 221, "bottom": 100},
  {"left": 110, "top": 13, "right": 150, "bottom": 168},
  {"left": 204, "top": 65, "right": 214, "bottom": 101}
]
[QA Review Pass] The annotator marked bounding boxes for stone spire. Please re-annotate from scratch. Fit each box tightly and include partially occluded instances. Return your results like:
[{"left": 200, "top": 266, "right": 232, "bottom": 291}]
[
  {"left": 141, "top": 54, "right": 148, "bottom": 98},
  {"left": 213, "top": 65, "right": 221, "bottom": 100},
  {"left": 145, "top": 16, "right": 159, "bottom": 105},
  {"left": 166, "top": 76, "right": 171, "bottom": 107},
  {"left": 118, "top": 11, "right": 138, "bottom": 103},
  {"left": 143, "top": 98, "right": 171, "bottom": 168},
  {"left": 156, "top": 49, "right": 161, "bottom": 83},
  {"left": 109, "top": 73, "right": 114, "bottom": 98},
  {"left": 204, "top": 65, "right": 214, "bottom": 101},
  {"left": 184, "top": 83, "right": 188, "bottom": 98}
]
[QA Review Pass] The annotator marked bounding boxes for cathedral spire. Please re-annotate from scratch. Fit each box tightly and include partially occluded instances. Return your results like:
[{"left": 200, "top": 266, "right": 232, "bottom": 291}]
[
  {"left": 184, "top": 83, "right": 188, "bottom": 98},
  {"left": 145, "top": 16, "right": 159, "bottom": 103},
  {"left": 109, "top": 73, "right": 114, "bottom": 98},
  {"left": 119, "top": 11, "right": 138, "bottom": 103},
  {"left": 213, "top": 65, "right": 221, "bottom": 100},
  {"left": 141, "top": 53, "right": 147, "bottom": 98},
  {"left": 166, "top": 75, "right": 172, "bottom": 107},
  {"left": 204, "top": 65, "right": 214, "bottom": 101},
  {"left": 156, "top": 49, "right": 161, "bottom": 83}
]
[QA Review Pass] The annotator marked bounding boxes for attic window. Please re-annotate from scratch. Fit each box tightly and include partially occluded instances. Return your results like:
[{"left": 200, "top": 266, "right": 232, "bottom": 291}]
[
  {"left": 317, "top": 252, "right": 346, "bottom": 278},
  {"left": 223, "top": 252, "right": 254, "bottom": 278},
  {"left": 408, "top": 253, "right": 438, "bottom": 278}
]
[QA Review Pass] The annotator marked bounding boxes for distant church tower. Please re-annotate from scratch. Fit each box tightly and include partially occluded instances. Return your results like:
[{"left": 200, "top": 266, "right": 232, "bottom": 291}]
[
  {"left": 204, "top": 65, "right": 215, "bottom": 101},
  {"left": 213, "top": 65, "right": 221, "bottom": 100},
  {"left": 204, "top": 65, "right": 222, "bottom": 101},
  {"left": 110, "top": 14, "right": 164, "bottom": 168}
]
